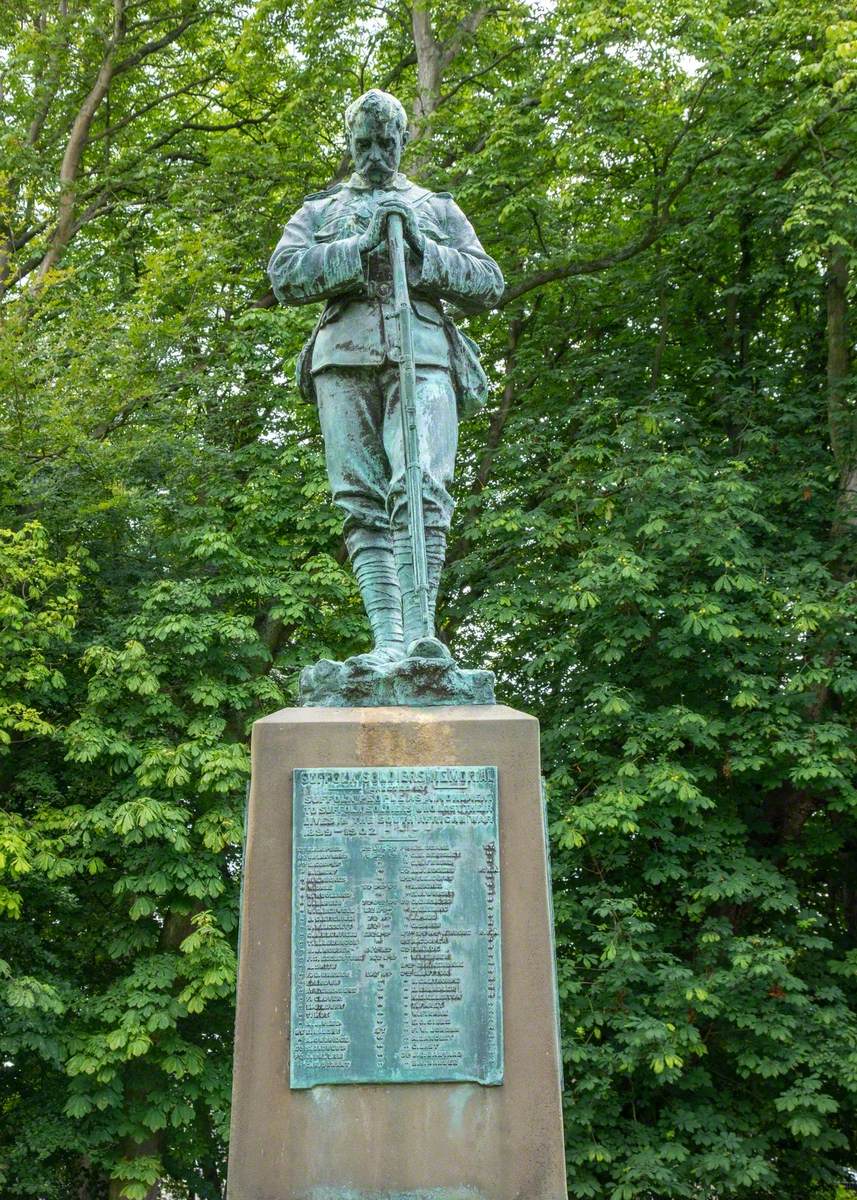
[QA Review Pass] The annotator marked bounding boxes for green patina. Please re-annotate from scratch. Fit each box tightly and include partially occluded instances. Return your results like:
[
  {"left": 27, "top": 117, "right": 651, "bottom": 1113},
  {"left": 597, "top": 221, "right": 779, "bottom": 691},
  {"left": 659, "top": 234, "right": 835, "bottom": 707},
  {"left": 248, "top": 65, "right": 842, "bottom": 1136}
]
[
  {"left": 290, "top": 766, "right": 503, "bottom": 1088},
  {"left": 268, "top": 89, "right": 503, "bottom": 705}
]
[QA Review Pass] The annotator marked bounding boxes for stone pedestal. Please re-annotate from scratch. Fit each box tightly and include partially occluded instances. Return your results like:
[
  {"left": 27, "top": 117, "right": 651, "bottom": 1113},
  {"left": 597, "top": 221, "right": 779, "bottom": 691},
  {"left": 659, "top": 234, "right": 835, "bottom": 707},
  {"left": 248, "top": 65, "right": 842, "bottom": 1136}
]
[{"left": 227, "top": 704, "right": 567, "bottom": 1200}]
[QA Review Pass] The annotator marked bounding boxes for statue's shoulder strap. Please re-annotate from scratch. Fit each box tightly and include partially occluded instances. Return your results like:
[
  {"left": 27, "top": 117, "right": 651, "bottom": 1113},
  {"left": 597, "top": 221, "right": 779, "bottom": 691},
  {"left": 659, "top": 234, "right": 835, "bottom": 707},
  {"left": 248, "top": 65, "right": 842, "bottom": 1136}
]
[
  {"left": 415, "top": 189, "right": 455, "bottom": 210},
  {"left": 303, "top": 182, "right": 344, "bottom": 203},
  {"left": 401, "top": 184, "right": 432, "bottom": 206}
]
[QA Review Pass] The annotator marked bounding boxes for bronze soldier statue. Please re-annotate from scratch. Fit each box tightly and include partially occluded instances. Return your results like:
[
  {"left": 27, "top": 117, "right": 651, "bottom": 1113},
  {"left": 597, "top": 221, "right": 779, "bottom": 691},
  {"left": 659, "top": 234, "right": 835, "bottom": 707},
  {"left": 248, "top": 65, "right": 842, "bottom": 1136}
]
[{"left": 269, "top": 89, "right": 503, "bottom": 680}]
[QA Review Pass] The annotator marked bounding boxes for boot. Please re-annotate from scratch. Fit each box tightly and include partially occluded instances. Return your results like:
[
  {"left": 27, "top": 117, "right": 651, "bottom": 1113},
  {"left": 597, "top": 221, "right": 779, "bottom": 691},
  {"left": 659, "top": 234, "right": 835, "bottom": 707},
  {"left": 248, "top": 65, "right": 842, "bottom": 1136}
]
[
  {"left": 392, "top": 527, "right": 453, "bottom": 661},
  {"left": 349, "top": 544, "right": 405, "bottom": 664}
]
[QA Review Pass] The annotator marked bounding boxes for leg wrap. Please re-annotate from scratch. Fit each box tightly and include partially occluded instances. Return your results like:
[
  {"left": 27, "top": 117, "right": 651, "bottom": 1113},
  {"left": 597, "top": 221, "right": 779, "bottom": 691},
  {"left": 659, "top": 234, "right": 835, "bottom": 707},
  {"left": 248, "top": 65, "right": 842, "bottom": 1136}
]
[
  {"left": 350, "top": 545, "right": 404, "bottom": 650},
  {"left": 392, "top": 527, "right": 447, "bottom": 646}
]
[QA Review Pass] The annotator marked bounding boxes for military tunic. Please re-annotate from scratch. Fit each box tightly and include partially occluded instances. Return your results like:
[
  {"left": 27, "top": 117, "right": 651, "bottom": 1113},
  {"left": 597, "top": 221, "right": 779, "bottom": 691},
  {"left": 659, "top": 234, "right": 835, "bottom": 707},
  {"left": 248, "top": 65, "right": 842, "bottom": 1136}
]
[{"left": 268, "top": 172, "right": 503, "bottom": 552}]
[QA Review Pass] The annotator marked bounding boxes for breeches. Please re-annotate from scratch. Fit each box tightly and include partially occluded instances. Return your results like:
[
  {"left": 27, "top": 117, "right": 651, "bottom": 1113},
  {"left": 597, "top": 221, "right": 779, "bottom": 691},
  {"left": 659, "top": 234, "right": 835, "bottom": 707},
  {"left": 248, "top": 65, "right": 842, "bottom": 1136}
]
[{"left": 314, "top": 363, "right": 458, "bottom": 553}]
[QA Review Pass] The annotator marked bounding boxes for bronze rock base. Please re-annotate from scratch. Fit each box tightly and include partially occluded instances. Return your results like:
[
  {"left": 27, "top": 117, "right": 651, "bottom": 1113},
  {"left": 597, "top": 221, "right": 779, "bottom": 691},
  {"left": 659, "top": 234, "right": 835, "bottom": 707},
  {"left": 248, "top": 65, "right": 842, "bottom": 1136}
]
[{"left": 299, "top": 652, "right": 496, "bottom": 707}]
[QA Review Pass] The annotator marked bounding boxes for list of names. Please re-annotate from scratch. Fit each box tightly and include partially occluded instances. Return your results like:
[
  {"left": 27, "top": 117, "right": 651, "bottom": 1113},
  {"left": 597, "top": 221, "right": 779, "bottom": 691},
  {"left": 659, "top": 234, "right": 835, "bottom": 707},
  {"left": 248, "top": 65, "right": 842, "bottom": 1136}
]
[{"left": 290, "top": 766, "right": 502, "bottom": 1088}]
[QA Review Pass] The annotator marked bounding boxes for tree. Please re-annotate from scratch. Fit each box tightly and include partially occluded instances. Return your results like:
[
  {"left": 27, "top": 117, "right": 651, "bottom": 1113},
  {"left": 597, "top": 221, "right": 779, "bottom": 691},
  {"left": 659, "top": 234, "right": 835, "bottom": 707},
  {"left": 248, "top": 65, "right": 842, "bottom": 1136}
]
[{"left": 1, "top": 0, "right": 856, "bottom": 1196}]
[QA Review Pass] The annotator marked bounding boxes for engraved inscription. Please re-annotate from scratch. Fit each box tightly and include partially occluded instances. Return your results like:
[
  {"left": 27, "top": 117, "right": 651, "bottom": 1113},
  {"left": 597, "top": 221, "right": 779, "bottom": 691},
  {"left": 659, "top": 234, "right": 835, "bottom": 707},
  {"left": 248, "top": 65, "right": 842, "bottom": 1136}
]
[{"left": 290, "top": 766, "right": 502, "bottom": 1088}]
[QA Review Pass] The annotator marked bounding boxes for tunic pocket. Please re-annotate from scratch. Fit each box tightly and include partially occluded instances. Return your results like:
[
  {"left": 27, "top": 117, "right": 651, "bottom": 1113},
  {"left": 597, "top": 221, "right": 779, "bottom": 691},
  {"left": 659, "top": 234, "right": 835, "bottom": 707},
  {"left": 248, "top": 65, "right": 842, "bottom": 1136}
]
[
  {"left": 319, "top": 298, "right": 347, "bottom": 326},
  {"left": 315, "top": 212, "right": 366, "bottom": 242},
  {"left": 411, "top": 298, "right": 444, "bottom": 325}
]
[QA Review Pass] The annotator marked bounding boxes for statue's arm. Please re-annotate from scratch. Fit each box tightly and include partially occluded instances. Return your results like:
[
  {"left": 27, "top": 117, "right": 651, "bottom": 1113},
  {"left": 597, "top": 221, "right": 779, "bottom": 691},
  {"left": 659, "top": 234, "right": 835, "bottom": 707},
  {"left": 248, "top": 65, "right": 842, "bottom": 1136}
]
[
  {"left": 414, "top": 197, "right": 504, "bottom": 313},
  {"left": 267, "top": 201, "right": 365, "bottom": 305}
]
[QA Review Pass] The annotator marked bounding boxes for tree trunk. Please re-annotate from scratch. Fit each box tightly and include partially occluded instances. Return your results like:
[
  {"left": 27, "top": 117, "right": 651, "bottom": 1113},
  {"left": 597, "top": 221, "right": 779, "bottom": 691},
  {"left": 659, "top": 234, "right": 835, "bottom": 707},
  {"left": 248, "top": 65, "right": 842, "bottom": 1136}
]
[
  {"left": 409, "top": 0, "right": 492, "bottom": 135},
  {"left": 35, "top": 0, "right": 127, "bottom": 284},
  {"left": 476, "top": 316, "right": 523, "bottom": 491},
  {"left": 411, "top": 0, "right": 442, "bottom": 128},
  {"left": 108, "top": 1132, "right": 163, "bottom": 1200},
  {"left": 827, "top": 247, "right": 856, "bottom": 537},
  {"left": 76, "top": 1155, "right": 110, "bottom": 1200}
]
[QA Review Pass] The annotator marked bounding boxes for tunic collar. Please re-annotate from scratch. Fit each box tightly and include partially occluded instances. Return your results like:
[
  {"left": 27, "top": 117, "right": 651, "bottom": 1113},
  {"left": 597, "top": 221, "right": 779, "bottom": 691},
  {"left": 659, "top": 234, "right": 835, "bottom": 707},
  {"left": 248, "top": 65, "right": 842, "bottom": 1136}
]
[{"left": 346, "top": 171, "right": 412, "bottom": 192}]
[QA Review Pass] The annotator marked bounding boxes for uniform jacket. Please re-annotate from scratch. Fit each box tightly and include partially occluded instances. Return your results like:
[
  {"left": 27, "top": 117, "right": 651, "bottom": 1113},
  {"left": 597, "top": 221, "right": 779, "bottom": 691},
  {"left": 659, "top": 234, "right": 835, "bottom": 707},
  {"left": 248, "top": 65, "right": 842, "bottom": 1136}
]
[{"left": 267, "top": 172, "right": 504, "bottom": 415}]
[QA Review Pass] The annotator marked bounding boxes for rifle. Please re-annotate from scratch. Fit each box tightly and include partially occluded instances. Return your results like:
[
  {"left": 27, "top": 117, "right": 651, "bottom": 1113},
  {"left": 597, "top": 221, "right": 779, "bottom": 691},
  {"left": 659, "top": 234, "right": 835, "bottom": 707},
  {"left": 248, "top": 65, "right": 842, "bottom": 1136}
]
[{"left": 387, "top": 212, "right": 431, "bottom": 641}]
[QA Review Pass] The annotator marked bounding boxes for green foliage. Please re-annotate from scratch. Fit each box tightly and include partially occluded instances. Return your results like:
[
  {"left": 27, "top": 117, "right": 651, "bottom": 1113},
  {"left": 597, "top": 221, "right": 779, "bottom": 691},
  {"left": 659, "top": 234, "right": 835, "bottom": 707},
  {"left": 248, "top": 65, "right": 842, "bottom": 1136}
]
[{"left": 1, "top": 0, "right": 856, "bottom": 1196}]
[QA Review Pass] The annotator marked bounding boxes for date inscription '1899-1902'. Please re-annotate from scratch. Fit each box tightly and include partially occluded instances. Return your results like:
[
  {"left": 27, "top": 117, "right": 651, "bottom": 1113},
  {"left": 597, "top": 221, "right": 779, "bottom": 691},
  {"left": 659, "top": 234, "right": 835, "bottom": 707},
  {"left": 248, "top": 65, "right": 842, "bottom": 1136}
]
[{"left": 290, "top": 765, "right": 502, "bottom": 1088}]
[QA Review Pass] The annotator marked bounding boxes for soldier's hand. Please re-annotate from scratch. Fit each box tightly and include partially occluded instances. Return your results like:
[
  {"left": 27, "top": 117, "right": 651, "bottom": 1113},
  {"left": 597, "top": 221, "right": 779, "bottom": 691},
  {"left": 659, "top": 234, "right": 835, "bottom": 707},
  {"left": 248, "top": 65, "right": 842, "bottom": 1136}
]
[
  {"left": 375, "top": 198, "right": 426, "bottom": 257},
  {"left": 357, "top": 208, "right": 389, "bottom": 255}
]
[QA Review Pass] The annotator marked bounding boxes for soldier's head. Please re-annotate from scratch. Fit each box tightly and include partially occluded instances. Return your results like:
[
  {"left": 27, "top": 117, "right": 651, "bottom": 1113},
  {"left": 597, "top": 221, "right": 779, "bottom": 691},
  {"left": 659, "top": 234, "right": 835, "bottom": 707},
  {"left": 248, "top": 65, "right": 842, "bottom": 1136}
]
[{"left": 345, "top": 90, "right": 409, "bottom": 186}]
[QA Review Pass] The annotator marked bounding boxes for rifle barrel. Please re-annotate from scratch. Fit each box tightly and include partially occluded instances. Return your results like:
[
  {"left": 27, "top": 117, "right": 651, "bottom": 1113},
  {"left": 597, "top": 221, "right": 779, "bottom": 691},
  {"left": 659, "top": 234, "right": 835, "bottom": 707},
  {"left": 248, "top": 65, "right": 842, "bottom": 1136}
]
[{"left": 387, "top": 213, "right": 431, "bottom": 639}]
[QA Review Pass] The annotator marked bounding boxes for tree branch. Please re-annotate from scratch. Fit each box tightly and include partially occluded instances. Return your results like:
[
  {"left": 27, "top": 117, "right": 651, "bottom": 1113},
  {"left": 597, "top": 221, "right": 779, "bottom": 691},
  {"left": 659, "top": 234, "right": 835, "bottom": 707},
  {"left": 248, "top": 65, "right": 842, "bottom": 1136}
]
[
  {"left": 112, "top": 9, "right": 201, "bottom": 78},
  {"left": 87, "top": 73, "right": 219, "bottom": 142},
  {"left": 438, "top": 41, "right": 529, "bottom": 109},
  {"left": 474, "top": 315, "right": 523, "bottom": 491},
  {"left": 439, "top": 5, "right": 496, "bottom": 73},
  {"left": 34, "top": 0, "right": 128, "bottom": 284},
  {"left": 26, "top": 18, "right": 71, "bottom": 147},
  {"left": 500, "top": 141, "right": 722, "bottom": 305}
]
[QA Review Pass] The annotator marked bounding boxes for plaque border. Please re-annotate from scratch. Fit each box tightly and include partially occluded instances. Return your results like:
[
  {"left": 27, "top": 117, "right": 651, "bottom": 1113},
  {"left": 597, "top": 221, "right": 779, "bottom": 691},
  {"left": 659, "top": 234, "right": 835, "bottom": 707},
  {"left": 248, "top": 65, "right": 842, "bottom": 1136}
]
[{"left": 289, "top": 764, "right": 503, "bottom": 1089}]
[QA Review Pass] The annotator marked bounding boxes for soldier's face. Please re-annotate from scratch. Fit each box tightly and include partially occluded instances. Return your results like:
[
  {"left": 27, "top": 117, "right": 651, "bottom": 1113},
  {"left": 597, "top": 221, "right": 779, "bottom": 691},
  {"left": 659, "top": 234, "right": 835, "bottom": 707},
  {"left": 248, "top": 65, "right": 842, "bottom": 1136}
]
[{"left": 349, "top": 113, "right": 405, "bottom": 186}]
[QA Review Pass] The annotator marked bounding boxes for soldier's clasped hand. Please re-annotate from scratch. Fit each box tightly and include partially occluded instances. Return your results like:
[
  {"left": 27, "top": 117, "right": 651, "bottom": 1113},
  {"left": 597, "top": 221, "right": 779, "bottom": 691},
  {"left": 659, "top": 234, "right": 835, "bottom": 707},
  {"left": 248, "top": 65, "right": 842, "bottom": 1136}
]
[{"left": 357, "top": 198, "right": 426, "bottom": 258}]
